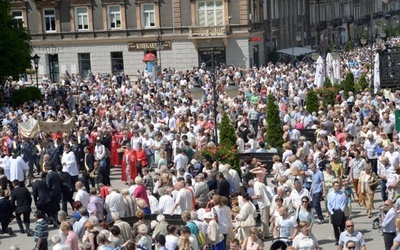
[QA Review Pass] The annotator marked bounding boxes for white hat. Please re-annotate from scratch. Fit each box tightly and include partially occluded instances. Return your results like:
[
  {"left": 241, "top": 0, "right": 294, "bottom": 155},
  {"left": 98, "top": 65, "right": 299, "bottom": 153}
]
[{"left": 203, "top": 212, "right": 213, "bottom": 219}]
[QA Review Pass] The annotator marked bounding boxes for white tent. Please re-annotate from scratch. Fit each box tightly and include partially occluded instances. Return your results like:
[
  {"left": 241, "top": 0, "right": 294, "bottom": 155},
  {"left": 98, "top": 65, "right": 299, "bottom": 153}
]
[
  {"left": 314, "top": 55, "right": 325, "bottom": 88},
  {"left": 374, "top": 52, "right": 380, "bottom": 94},
  {"left": 326, "top": 53, "right": 334, "bottom": 85},
  {"left": 276, "top": 47, "right": 315, "bottom": 56},
  {"left": 333, "top": 57, "right": 341, "bottom": 83}
]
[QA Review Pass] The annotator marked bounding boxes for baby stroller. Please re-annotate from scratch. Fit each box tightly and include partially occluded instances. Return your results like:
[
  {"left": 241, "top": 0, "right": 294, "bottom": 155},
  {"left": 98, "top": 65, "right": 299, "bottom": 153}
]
[
  {"left": 270, "top": 237, "right": 292, "bottom": 250},
  {"left": 372, "top": 205, "right": 385, "bottom": 235}
]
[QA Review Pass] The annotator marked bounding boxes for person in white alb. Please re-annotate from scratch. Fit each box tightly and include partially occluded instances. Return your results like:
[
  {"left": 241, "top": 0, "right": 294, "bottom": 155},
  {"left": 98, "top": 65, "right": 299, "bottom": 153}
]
[
  {"left": 104, "top": 187, "right": 126, "bottom": 223},
  {"left": 74, "top": 181, "right": 90, "bottom": 209},
  {"left": 61, "top": 144, "right": 79, "bottom": 188},
  {"left": 7, "top": 149, "right": 29, "bottom": 187}
]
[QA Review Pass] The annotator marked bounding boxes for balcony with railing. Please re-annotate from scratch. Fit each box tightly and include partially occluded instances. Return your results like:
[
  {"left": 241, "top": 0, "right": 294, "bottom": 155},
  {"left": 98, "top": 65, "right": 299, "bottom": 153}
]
[
  {"left": 248, "top": 22, "right": 264, "bottom": 32},
  {"left": 188, "top": 25, "right": 230, "bottom": 38}
]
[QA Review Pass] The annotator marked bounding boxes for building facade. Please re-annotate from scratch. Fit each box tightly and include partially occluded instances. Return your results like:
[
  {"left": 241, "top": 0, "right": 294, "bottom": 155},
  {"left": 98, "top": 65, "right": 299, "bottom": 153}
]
[
  {"left": 11, "top": 0, "right": 400, "bottom": 82},
  {"left": 264, "top": 0, "right": 400, "bottom": 57},
  {"left": 11, "top": 0, "right": 264, "bottom": 82}
]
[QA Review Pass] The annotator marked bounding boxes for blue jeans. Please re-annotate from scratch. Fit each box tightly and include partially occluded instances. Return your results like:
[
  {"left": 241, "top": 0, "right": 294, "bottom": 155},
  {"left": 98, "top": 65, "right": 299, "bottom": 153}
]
[{"left": 312, "top": 192, "right": 324, "bottom": 220}]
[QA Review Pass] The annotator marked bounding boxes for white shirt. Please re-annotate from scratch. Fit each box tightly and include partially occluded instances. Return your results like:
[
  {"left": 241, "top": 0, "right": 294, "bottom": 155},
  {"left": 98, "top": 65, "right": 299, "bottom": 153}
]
[
  {"left": 158, "top": 195, "right": 175, "bottom": 214},
  {"left": 0, "top": 156, "right": 10, "bottom": 179},
  {"left": 290, "top": 188, "right": 312, "bottom": 209},
  {"left": 384, "top": 151, "right": 400, "bottom": 167},
  {"left": 174, "top": 154, "right": 188, "bottom": 171},
  {"left": 61, "top": 151, "right": 79, "bottom": 176},
  {"left": 94, "top": 144, "right": 106, "bottom": 160},
  {"left": 7, "top": 156, "right": 29, "bottom": 182},
  {"left": 175, "top": 188, "right": 193, "bottom": 213},
  {"left": 105, "top": 191, "right": 126, "bottom": 222},
  {"left": 75, "top": 189, "right": 90, "bottom": 209},
  {"left": 165, "top": 234, "right": 178, "bottom": 250},
  {"left": 253, "top": 180, "right": 271, "bottom": 209}
]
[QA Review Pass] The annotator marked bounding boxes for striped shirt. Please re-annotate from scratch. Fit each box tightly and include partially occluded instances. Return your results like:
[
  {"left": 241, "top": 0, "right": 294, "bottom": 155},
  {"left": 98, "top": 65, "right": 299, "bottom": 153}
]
[{"left": 34, "top": 219, "right": 49, "bottom": 243}]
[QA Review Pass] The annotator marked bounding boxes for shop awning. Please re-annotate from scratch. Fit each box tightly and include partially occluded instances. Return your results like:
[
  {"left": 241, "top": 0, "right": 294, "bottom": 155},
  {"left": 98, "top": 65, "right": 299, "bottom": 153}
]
[{"left": 276, "top": 47, "right": 315, "bottom": 57}]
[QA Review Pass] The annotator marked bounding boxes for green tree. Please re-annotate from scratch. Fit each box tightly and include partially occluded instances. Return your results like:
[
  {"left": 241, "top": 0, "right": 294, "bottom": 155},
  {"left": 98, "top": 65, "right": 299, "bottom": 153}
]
[
  {"left": 268, "top": 50, "right": 278, "bottom": 64},
  {"left": 0, "top": 0, "right": 31, "bottom": 83},
  {"left": 323, "top": 78, "right": 332, "bottom": 88},
  {"left": 11, "top": 87, "right": 43, "bottom": 106},
  {"left": 356, "top": 74, "right": 369, "bottom": 92},
  {"left": 344, "top": 40, "right": 355, "bottom": 52},
  {"left": 219, "top": 112, "right": 236, "bottom": 147},
  {"left": 343, "top": 72, "right": 355, "bottom": 99},
  {"left": 305, "top": 90, "right": 319, "bottom": 114},
  {"left": 266, "top": 95, "right": 283, "bottom": 148}
]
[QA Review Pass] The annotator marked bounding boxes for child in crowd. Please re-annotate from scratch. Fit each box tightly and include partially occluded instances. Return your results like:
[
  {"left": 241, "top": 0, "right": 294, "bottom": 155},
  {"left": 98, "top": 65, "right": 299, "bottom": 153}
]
[{"left": 342, "top": 180, "right": 354, "bottom": 219}]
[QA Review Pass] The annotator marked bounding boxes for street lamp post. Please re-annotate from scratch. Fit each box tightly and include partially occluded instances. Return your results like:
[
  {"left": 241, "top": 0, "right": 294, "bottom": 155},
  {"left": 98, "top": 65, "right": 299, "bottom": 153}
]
[
  {"left": 211, "top": 49, "right": 218, "bottom": 146},
  {"left": 31, "top": 54, "right": 40, "bottom": 88},
  {"left": 154, "top": 33, "right": 164, "bottom": 70},
  {"left": 291, "top": 33, "right": 302, "bottom": 63}
]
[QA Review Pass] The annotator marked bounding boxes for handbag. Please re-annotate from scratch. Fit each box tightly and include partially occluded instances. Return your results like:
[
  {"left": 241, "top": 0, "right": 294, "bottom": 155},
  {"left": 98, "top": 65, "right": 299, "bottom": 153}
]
[
  {"left": 191, "top": 222, "right": 206, "bottom": 246},
  {"left": 370, "top": 182, "right": 379, "bottom": 191}
]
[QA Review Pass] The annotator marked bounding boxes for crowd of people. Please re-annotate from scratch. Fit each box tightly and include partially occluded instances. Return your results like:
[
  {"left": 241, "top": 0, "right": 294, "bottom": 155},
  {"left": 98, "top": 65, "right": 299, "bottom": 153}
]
[{"left": 2, "top": 37, "right": 400, "bottom": 250}]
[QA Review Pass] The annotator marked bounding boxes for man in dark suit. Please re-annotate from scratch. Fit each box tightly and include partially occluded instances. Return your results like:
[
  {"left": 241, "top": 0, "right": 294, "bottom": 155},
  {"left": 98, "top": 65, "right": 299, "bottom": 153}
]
[
  {"left": 46, "top": 139, "right": 60, "bottom": 167},
  {"left": 11, "top": 180, "right": 32, "bottom": 236},
  {"left": 96, "top": 159, "right": 110, "bottom": 186},
  {"left": 56, "top": 165, "right": 74, "bottom": 214},
  {"left": 216, "top": 172, "right": 230, "bottom": 199},
  {"left": 83, "top": 146, "right": 95, "bottom": 192},
  {"left": 101, "top": 129, "right": 112, "bottom": 170},
  {"left": 70, "top": 137, "right": 80, "bottom": 165},
  {"left": 78, "top": 130, "right": 89, "bottom": 171},
  {"left": 54, "top": 136, "right": 64, "bottom": 166},
  {"left": 20, "top": 138, "right": 38, "bottom": 186},
  {"left": 30, "top": 176, "right": 53, "bottom": 222},
  {"left": 206, "top": 171, "right": 218, "bottom": 191},
  {"left": 0, "top": 189, "right": 12, "bottom": 235},
  {"left": 45, "top": 164, "right": 61, "bottom": 226}
]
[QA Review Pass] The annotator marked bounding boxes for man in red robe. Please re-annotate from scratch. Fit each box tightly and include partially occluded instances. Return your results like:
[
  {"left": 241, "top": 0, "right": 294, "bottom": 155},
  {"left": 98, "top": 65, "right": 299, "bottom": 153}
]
[{"left": 121, "top": 143, "right": 137, "bottom": 182}]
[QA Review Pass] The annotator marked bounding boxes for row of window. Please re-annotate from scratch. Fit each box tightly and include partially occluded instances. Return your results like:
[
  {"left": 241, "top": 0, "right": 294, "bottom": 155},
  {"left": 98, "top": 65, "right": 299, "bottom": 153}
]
[
  {"left": 12, "top": 0, "right": 224, "bottom": 33},
  {"left": 79, "top": 52, "right": 124, "bottom": 78}
]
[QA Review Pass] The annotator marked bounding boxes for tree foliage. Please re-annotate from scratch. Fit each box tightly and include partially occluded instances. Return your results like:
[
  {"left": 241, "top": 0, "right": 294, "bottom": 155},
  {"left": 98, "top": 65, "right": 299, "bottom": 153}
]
[
  {"left": 0, "top": 0, "right": 32, "bottom": 83},
  {"left": 11, "top": 87, "right": 43, "bottom": 106},
  {"left": 305, "top": 90, "right": 319, "bottom": 114},
  {"left": 356, "top": 74, "right": 369, "bottom": 92},
  {"left": 343, "top": 72, "right": 355, "bottom": 99},
  {"left": 344, "top": 40, "right": 355, "bottom": 52},
  {"left": 219, "top": 112, "right": 237, "bottom": 147},
  {"left": 266, "top": 95, "right": 283, "bottom": 148}
]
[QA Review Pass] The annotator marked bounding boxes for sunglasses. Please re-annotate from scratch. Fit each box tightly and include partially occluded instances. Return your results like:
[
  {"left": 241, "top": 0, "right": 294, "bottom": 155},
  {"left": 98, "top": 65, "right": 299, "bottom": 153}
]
[
  {"left": 348, "top": 246, "right": 356, "bottom": 249},
  {"left": 346, "top": 225, "right": 354, "bottom": 228}
]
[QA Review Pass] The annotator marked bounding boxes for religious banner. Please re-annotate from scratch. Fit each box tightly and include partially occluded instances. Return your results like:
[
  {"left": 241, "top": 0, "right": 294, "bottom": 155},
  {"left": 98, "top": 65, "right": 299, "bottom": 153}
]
[{"left": 19, "top": 118, "right": 75, "bottom": 138}]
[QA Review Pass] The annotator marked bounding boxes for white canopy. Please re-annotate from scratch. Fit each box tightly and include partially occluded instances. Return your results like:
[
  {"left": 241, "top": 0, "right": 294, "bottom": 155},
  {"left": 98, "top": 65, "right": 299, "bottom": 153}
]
[
  {"left": 314, "top": 55, "right": 325, "bottom": 88},
  {"left": 326, "top": 53, "right": 334, "bottom": 85},
  {"left": 374, "top": 52, "right": 380, "bottom": 94},
  {"left": 276, "top": 47, "right": 315, "bottom": 57}
]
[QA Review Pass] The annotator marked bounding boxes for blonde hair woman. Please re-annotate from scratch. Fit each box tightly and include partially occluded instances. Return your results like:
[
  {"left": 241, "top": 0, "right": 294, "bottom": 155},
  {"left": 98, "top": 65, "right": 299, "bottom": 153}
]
[
  {"left": 241, "top": 227, "right": 263, "bottom": 250},
  {"left": 177, "top": 235, "right": 192, "bottom": 250},
  {"left": 358, "top": 164, "right": 378, "bottom": 218}
]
